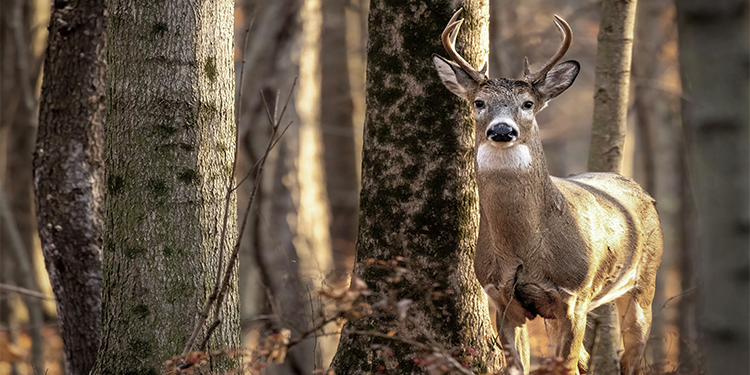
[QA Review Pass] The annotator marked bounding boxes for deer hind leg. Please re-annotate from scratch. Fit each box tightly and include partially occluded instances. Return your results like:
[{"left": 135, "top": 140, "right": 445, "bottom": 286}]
[{"left": 615, "top": 292, "right": 652, "bottom": 375}]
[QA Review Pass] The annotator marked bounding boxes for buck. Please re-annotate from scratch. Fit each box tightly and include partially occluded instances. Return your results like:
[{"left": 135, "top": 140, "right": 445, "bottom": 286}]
[{"left": 432, "top": 10, "right": 663, "bottom": 375}]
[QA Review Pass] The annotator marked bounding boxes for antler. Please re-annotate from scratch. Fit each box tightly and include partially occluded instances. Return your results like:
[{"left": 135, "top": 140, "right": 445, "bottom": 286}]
[
  {"left": 523, "top": 15, "right": 572, "bottom": 84},
  {"left": 441, "top": 9, "right": 486, "bottom": 83}
]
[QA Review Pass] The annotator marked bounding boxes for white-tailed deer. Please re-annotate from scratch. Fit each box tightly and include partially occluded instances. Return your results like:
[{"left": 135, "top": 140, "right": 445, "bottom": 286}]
[{"left": 433, "top": 10, "right": 663, "bottom": 375}]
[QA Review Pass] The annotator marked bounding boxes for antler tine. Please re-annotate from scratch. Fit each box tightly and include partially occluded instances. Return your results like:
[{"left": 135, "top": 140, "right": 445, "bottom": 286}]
[
  {"left": 441, "top": 9, "right": 486, "bottom": 83},
  {"left": 523, "top": 14, "right": 572, "bottom": 83}
]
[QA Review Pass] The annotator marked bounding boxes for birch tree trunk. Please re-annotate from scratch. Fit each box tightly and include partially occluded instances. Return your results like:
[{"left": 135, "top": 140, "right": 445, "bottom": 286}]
[
  {"left": 675, "top": 1, "right": 749, "bottom": 374},
  {"left": 33, "top": 0, "right": 106, "bottom": 373},
  {"left": 330, "top": 2, "right": 501, "bottom": 373},
  {"left": 586, "top": 0, "right": 638, "bottom": 373},
  {"left": 587, "top": 0, "right": 638, "bottom": 173},
  {"left": 90, "top": 0, "right": 239, "bottom": 372}
]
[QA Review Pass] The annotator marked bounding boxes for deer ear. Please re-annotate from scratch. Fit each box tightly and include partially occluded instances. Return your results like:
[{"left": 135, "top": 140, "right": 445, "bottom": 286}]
[
  {"left": 433, "top": 54, "right": 478, "bottom": 100},
  {"left": 534, "top": 60, "right": 580, "bottom": 101}
]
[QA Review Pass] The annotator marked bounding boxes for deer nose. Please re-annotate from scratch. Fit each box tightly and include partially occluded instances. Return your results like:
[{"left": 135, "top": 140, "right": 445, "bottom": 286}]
[{"left": 486, "top": 123, "right": 518, "bottom": 142}]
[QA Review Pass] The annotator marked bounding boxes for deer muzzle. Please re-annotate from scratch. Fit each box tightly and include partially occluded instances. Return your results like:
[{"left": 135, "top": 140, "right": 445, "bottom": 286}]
[{"left": 486, "top": 122, "right": 519, "bottom": 143}]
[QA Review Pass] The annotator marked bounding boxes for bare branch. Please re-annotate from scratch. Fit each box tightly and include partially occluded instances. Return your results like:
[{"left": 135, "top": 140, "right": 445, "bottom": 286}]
[{"left": 0, "top": 283, "right": 54, "bottom": 301}]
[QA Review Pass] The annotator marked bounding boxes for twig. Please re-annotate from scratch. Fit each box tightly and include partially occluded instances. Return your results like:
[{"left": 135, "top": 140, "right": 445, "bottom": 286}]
[
  {"left": 180, "top": 1, "right": 265, "bottom": 356},
  {"left": 0, "top": 283, "right": 54, "bottom": 301},
  {"left": 286, "top": 312, "right": 342, "bottom": 351},
  {"left": 186, "top": 78, "right": 298, "bottom": 356}
]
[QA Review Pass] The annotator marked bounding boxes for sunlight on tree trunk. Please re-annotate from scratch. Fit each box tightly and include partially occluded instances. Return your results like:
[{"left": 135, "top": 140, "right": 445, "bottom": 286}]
[
  {"left": 587, "top": 0, "right": 638, "bottom": 174},
  {"left": 91, "top": 0, "right": 239, "bottom": 372},
  {"left": 586, "top": 0, "right": 638, "bottom": 373}
]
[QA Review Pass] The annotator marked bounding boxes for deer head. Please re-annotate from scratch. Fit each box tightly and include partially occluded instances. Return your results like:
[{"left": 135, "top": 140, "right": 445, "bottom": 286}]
[{"left": 433, "top": 10, "right": 579, "bottom": 172}]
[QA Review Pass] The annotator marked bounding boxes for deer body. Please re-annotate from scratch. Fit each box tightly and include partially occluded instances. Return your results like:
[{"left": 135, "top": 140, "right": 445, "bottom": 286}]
[{"left": 433, "top": 11, "right": 663, "bottom": 375}]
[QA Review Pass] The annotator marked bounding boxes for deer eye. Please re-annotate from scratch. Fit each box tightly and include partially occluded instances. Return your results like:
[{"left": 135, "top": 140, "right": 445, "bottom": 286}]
[
  {"left": 475, "top": 100, "right": 485, "bottom": 109},
  {"left": 523, "top": 101, "right": 533, "bottom": 109}
]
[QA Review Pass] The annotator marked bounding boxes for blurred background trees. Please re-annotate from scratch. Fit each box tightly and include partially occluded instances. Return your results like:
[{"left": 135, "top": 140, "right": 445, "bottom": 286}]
[{"left": 0, "top": 0, "right": 747, "bottom": 373}]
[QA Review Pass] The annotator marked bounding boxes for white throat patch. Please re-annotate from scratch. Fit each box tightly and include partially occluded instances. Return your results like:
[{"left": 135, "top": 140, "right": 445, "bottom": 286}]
[{"left": 477, "top": 143, "right": 532, "bottom": 170}]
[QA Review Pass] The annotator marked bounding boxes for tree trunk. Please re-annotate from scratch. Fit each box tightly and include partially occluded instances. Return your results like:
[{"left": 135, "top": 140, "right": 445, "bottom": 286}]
[
  {"left": 34, "top": 0, "right": 106, "bottom": 372},
  {"left": 586, "top": 0, "right": 638, "bottom": 372},
  {"left": 237, "top": 0, "right": 335, "bottom": 372},
  {"left": 330, "top": 2, "right": 501, "bottom": 374},
  {"left": 321, "top": 0, "right": 360, "bottom": 286},
  {"left": 235, "top": 0, "right": 302, "bottom": 332},
  {"left": 91, "top": 0, "right": 239, "bottom": 372},
  {"left": 587, "top": 0, "right": 638, "bottom": 173},
  {"left": 632, "top": 0, "right": 678, "bottom": 367},
  {"left": 586, "top": 303, "right": 621, "bottom": 375},
  {"left": 675, "top": 1, "right": 750, "bottom": 374},
  {"left": 2, "top": 0, "right": 48, "bottom": 370}
]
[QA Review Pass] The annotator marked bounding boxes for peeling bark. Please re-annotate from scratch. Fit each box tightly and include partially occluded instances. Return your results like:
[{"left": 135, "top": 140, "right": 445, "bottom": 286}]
[{"left": 330, "top": 1, "right": 501, "bottom": 373}]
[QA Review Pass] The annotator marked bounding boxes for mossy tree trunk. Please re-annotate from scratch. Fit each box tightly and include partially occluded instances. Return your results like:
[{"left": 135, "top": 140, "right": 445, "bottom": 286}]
[
  {"left": 33, "top": 0, "right": 105, "bottom": 373},
  {"left": 91, "top": 0, "right": 239, "bottom": 373},
  {"left": 330, "top": 1, "right": 501, "bottom": 374},
  {"left": 676, "top": 1, "right": 749, "bottom": 374}
]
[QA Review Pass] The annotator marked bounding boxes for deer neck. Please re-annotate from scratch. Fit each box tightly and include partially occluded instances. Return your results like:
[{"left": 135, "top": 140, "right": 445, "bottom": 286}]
[{"left": 476, "top": 134, "right": 563, "bottom": 251}]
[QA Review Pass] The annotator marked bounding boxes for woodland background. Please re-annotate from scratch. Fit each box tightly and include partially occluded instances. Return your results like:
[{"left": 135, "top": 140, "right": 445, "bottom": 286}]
[{"left": 0, "top": 0, "right": 747, "bottom": 374}]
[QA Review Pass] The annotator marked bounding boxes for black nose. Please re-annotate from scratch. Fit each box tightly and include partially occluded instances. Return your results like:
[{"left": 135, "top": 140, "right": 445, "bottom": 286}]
[{"left": 486, "top": 123, "right": 518, "bottom": 142}]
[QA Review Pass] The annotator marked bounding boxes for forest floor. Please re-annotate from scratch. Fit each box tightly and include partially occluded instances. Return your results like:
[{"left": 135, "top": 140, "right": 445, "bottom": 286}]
[{"left": 0, "top": 326, "right": 64, "bottom": 375}]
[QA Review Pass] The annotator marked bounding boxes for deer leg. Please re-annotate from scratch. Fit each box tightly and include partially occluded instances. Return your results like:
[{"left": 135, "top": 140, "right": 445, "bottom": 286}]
[
  {"left": 485, "top": 284, "right": 530, "bottom": 374},
  {"left": 615, "top": 293, "right": 651, "bottom": 375},
  {"left": 554, "top": 305, "right": 588, "bottom": 375},
  {"left": 495, "top": 308, "right": 529, "bottom": 375}
]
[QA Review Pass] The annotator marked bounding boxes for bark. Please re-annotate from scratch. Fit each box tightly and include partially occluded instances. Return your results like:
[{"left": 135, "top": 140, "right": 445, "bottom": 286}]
[
  {"left": 585, "top": 0, "right": 638, "bottom": 371},
  {"left": 321, "top": 0, "right": 360, "bottom": 286},
  {"left": 330, "top": 2, "right": 501, "bottom": 374},
  {"left": 33, "top": 0, "right": 106, "bottom": 372},
  {"left": 675, "top": 1, "right": 750, "bottom": 374},
  {"left": 91, "top": 0, "right": 239, "bottom": 372},
  {"left": 587, "top": 0, "right": 638, "bottom": 173},
  {"left": 587, "top": 303, "right": 621, "bottom": 375},
  {"left": 632, "top": 0, "right": 676, "bottom": 366}
]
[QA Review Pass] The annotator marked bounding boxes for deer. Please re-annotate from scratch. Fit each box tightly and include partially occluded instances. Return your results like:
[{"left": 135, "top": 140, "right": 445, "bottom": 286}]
[{"left": 432, "top": 10, "right": 663, "bottom": 375}]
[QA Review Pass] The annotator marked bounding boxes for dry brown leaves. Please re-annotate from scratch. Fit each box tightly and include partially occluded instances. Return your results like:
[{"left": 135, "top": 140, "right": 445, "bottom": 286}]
[{"left": 529, "top": 357, "right": 575, "bottom": 375}]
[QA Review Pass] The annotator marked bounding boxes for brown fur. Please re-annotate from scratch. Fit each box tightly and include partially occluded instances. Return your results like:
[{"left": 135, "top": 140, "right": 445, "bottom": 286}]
[{"left": 434, "top": 33, "right": 663, "bottom": 375}]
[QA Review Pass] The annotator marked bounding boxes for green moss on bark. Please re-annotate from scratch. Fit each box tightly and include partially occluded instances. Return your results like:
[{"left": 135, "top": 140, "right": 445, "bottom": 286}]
[{"left": 331, "top": 1, "right": 498, "bottom": 373}]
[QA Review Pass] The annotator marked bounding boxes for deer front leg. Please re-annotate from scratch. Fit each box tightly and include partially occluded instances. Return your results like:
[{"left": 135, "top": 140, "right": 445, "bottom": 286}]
[
  {"left": 555, "top": 303, "right": 588, "bottom": 375},
  {"left": 486, "top": 285, "right": 530, "bottom": 374},
  {"left": 496, "top": 309, "right": 530, "bottom": 375}
]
